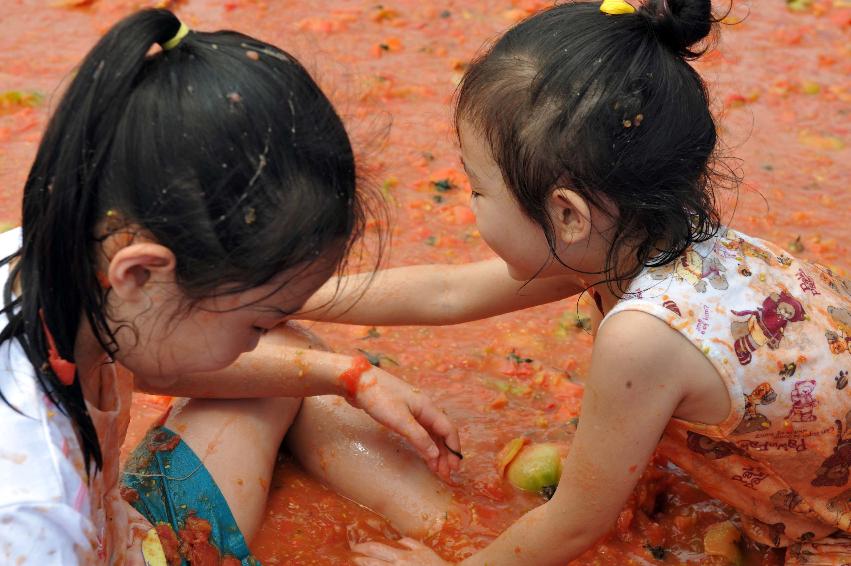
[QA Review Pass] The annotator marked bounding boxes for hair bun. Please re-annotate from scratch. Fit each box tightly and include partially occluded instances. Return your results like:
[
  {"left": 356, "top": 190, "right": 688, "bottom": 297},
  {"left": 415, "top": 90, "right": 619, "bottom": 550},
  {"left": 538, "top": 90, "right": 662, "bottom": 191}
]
[{"left": 639, "top": 0, "right": 714, "bottom": 58}]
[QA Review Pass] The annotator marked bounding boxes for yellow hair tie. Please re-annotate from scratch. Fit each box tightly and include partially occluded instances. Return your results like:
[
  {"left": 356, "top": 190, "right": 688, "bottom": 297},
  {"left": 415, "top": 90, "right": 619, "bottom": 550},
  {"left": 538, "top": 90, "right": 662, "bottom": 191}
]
[
  {"left": 600, "top": 0, "right": 636, "bottom": 15},
  {"left": 162, "top": 22, "right": 189, "bottom": 51}
]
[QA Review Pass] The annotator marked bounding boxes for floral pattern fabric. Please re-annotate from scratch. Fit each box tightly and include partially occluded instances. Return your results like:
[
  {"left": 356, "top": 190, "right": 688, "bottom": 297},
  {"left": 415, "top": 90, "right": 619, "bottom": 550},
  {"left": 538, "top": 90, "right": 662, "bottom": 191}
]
[{"left": 603, "top": 228, "right": 851, "bottom": 561}]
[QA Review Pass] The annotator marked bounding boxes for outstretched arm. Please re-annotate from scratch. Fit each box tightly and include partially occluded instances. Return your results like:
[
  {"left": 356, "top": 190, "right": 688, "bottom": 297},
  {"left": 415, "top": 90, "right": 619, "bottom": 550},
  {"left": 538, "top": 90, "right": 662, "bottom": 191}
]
[
  {"left": 134, "top": 327, "right": 371, "bottom": 399},
  {"left": 352, "top": 311, "right": 689, "bottom": 566},
  {"left": 298, "top": 258, "right": 584, "bottom": 326},
  {"left": 134, "top": 325, "right": 462, "bottom": 479}
]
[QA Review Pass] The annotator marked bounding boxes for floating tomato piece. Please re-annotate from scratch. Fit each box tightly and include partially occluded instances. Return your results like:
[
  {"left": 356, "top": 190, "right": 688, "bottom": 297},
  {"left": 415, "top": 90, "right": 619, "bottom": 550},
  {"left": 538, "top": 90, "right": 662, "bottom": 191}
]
[
  {"left": 703, "top": 521, "right": 744, "bottom": 565},
  {"left": 505, "top": 443, "right": 563, "bottom": 493},
  {"left": 496, "top": 436, "right": 528, "bottom": 477}
]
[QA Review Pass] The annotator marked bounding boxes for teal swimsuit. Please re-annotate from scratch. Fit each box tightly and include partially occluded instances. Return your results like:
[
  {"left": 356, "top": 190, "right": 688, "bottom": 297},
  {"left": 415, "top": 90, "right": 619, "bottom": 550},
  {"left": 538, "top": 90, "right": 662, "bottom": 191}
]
[{"left": 122, "top": 426, "right": 260, "bottom": 565}]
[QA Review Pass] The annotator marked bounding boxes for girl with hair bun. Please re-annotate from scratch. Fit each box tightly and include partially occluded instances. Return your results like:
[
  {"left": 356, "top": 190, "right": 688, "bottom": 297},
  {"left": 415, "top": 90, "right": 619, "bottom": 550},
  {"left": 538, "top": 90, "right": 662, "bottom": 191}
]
[{"left": 301, "top": 1, "right": 851, "bottom": 564}]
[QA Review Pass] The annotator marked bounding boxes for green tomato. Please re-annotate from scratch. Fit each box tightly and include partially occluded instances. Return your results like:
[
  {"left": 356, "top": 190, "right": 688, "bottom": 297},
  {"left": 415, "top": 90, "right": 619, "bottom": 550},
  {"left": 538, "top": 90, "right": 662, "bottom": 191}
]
[{"left": 506, "top": 443, "right": 563, "bottom": 493}]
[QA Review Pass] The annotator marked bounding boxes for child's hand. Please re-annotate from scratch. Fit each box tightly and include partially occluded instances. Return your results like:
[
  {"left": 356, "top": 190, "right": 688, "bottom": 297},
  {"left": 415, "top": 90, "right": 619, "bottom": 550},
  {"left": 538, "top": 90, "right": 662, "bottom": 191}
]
[
  {"left": 351, "top": 537, "right": 451, "bottom": 566},
  {"left": 348, "top": 367, "right": 462, "bottom": 481}
]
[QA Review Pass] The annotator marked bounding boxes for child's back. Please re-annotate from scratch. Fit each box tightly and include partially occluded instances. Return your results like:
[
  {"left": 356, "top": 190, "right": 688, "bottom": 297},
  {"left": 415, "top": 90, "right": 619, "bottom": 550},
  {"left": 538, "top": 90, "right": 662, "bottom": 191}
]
[{"left": 608, "top": 227, "right": 851, "bottom": 548}]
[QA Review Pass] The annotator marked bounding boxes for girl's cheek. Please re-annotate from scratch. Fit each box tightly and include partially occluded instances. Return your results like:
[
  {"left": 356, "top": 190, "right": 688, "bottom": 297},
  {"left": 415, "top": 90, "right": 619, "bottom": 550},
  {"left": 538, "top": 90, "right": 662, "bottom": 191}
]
[
  {"left": 480, "top": 231, "right": 513, "bottom": 265},
  {"left": 473, "top": 205, "right": 493, "bottom": 237}
]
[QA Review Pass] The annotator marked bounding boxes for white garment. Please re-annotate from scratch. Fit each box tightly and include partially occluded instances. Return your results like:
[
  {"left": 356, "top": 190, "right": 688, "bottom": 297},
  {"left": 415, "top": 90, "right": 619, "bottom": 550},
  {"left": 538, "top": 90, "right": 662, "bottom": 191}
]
[{"left": 0, "top": 228, "right": 100, "bottom": 565}]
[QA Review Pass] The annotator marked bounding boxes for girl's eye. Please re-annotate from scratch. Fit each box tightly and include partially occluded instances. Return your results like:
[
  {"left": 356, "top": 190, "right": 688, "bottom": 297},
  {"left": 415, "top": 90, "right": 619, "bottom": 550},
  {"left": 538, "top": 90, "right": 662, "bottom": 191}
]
[{"left": 470, "top": 190, "right": 481, "bottom": 199}]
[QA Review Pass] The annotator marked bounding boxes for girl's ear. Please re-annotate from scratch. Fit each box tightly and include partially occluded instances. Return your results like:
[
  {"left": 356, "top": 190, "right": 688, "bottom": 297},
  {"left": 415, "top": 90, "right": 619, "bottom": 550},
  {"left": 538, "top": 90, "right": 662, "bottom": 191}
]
[
  {"left": 107, "top": 243, "right": 177, "bottom": 302},
  {"left": 548, "top": 188, "right": 592, "bottom": 245}
]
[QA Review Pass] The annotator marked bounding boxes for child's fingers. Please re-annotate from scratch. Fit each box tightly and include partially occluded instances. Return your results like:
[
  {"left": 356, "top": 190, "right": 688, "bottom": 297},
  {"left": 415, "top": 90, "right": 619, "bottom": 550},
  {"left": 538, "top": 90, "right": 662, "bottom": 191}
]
[
  {"left": 398, "top": 537, "right": 429, "bottom": 551},
  {"left": 439, "top": 456, "right": 450, "bottom": 482},
  {"left": 350, "top": 541, "right": 402, "bottom": 561},
  {"left": 439, "top": 438, "right": 462, "bottom": 474},
  {"left": 361, "top": 397, "right": 439, "bottom": 464},
  {"left": 353, "top": 558, "right": 388, "bottom": 566},
  {"left": 443, "top": 439, "right": 464, "bottom": 463},
  {"left": 426, "top": 453, "right": 438, "bottom": 474},
  {"left": 431, "top": 436, "right": 451, "bottom": 481},
  {"left": 393, "top": 411, "right": 441, "bottom": 464},
  {"left": 419, "top": 413, "right": 461, "bottom": 479},
  {"left": 438, "top": 439, "right": 453, "bottom": 480},
  {"left": 410, "top": 398, "right": 462, "bottom": 460}
]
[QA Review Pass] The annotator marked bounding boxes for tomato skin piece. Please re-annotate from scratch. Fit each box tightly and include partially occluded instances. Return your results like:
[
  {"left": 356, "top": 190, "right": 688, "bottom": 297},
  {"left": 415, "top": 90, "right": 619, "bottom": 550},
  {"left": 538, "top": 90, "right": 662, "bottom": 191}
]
[{"left": 339, "top": 355, "right": 373, "bottom": 397}]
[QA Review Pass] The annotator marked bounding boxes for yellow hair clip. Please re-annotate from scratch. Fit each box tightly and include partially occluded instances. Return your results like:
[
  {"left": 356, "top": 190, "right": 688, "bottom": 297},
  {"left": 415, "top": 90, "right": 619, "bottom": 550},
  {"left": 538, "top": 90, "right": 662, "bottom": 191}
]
[
  {"left": 600, "top": 0, "right": 636, "bottom": 15},
  {"left": 162, "top": 22, "right": 189, "bottom": 51}
]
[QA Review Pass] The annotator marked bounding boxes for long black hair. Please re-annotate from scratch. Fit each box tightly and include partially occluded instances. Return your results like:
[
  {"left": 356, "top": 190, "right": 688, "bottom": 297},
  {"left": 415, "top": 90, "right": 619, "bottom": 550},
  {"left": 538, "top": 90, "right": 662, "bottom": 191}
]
[
  {"left": 457, "top": 0, "right": 732, "bottom": 290},
  {"left": 0, "top": 9, "right": 368, "bottom": 474}
]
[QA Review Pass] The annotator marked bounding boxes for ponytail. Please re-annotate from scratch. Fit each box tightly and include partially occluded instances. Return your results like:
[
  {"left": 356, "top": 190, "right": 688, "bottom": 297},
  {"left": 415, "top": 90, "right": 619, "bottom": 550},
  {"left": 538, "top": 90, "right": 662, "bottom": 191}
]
[
  {"left": 2, "top": 8, "right": 368, "bottom": 475},
  {"left": 3, "top": 10, "right": 192, "bottom": 474}
]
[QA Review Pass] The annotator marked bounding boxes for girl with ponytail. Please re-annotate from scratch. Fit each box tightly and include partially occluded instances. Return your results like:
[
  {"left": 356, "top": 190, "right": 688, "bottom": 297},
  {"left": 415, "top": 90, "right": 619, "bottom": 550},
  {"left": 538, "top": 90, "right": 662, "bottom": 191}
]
[
  {"left": 0, "top": 9, "right": 461, "bottom": 565},
  {"left": 296, "top": 1, "right": 851, "bottom": 564}
]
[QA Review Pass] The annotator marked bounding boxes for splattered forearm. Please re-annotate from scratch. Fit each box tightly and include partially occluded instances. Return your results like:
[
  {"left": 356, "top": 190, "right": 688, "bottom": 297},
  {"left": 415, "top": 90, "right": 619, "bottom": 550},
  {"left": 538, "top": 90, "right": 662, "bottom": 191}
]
[
  {"left": 338, "top": 355, "right": 373, "bottom": 397},
  {"left": 134, "top": 341, "right": 361, "bottom": 399}
]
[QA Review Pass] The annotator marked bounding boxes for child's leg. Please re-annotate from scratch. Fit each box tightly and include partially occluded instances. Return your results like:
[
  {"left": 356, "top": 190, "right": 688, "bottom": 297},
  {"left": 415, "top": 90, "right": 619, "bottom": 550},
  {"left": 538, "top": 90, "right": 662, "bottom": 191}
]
[
  {"left": 161, "top": 396, "right": 301, "bottom": 542},
  {"left": 286, "top": 395, "right": 453, "bottom": 538},
  {"left": 123, "top": 396, "right": 301, "bottom": 564},
  {"left": 160, "top": 389, "right": 452, "bottom": 545},
  {"left": 267, "top": 322, "right": 454, "bottom": 536},
  {"left": 124, "top": 322, "right": 451, "bottom": 556}
]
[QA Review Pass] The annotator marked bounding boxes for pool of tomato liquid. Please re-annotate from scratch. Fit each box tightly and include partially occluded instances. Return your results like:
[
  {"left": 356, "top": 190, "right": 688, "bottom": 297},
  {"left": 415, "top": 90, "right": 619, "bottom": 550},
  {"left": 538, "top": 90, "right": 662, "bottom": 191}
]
[{"left": 1, "top": 0, "right": 849, "bottom": 564}]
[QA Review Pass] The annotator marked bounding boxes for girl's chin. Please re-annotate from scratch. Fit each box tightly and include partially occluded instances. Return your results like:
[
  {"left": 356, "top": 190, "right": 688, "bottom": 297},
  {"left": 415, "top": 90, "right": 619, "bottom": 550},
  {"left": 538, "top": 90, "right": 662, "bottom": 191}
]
[
  {"left": 506, "top": 262, "right": 536, "bottom": 282},
  {"left": 245, "top": 330, "right": 263, "bottom": 353},
  {"left": 127, "top": 353, "right": 243, "bottom": 383}
]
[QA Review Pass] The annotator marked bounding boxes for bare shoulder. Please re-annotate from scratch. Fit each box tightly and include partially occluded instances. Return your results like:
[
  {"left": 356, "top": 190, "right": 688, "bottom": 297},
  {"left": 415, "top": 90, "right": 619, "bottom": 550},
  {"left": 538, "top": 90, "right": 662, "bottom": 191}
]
[
  {"left": 593, "top": 310, "right": 731, "bottom": 425},
  {"left": 594, "top": 310, "right": 690, "bottom": 374}
]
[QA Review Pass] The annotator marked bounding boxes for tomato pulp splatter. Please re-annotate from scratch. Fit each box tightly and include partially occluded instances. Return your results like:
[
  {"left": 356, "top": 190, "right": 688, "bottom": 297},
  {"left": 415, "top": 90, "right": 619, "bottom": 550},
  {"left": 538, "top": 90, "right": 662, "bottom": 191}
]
[
  {"left": 339, "top": 355, "right": 373, "bottom": 398},
  {"left": 3, "top": 1, "right": 848, "bottom": 564}
]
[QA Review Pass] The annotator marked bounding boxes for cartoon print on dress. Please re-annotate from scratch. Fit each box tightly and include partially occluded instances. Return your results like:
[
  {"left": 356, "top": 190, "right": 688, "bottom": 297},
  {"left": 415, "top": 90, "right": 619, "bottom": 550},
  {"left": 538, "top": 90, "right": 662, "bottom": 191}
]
[
  {"left": 770, "top": 489, "right": 804, "bottom": 513},
  {"left": 722, "top": 229, "right": 778, "bottom": 270},
  {"left": 826, "top": 488, "right": 851, "bottom": 531},
  {"left": 662, "top": 300, "right": 682, "bottom": 317},
  {"left": 837, "top": 371, "right": 849, "bottom": 390},
  {"left": 733, "top": 382, "right": 777, "bottom": 435},
  {"left": 648, "top": 248, "right": 728, "bottom": 293},
  {"left": 796, "top": 268, "right": 821, "bottom": 296},
  {"left": 812, "top": 263, "right": 851, "bottom": 300},
  {"left": 779, "top": 361, "right": 798, "bottom": 381},
  {"left": 686, "top": 431, "right": 748, "bottom": 459},
  {"left": 731, "top": 466, "right": 769, "bottom": 489},
  {"left": 812, "top": 411, "right": 851, "bottom": 487},
  {"left": 754, "top": 518, "right": 787, "bottom": 547},
  {"left": 777, "top": 254, "right": 793, "bottom": 267},
  {"left": 826, "top": 306, "right": 851, "bottom": 357},
  {"left": 788, "top": 380, "right": 818, "bottom": 423},
  {"left": 767, "top": 523, "right": 786, "bottom": 548},
  {"left": 786, "top": 542, "right": 815, "bottom": 563},
  {"left": 730, "top": 291, "right": 807, "bottom": 365}
]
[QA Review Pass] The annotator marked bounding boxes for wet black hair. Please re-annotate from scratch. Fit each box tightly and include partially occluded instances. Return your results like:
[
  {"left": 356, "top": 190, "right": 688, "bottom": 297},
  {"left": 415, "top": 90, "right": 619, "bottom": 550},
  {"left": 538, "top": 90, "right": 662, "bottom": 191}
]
[
  {"left": 0, "top": 9, "right": 368, "bottom": 473},
  {"left": 457, "top": 0, "right": 730, "bottom": 290}
]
